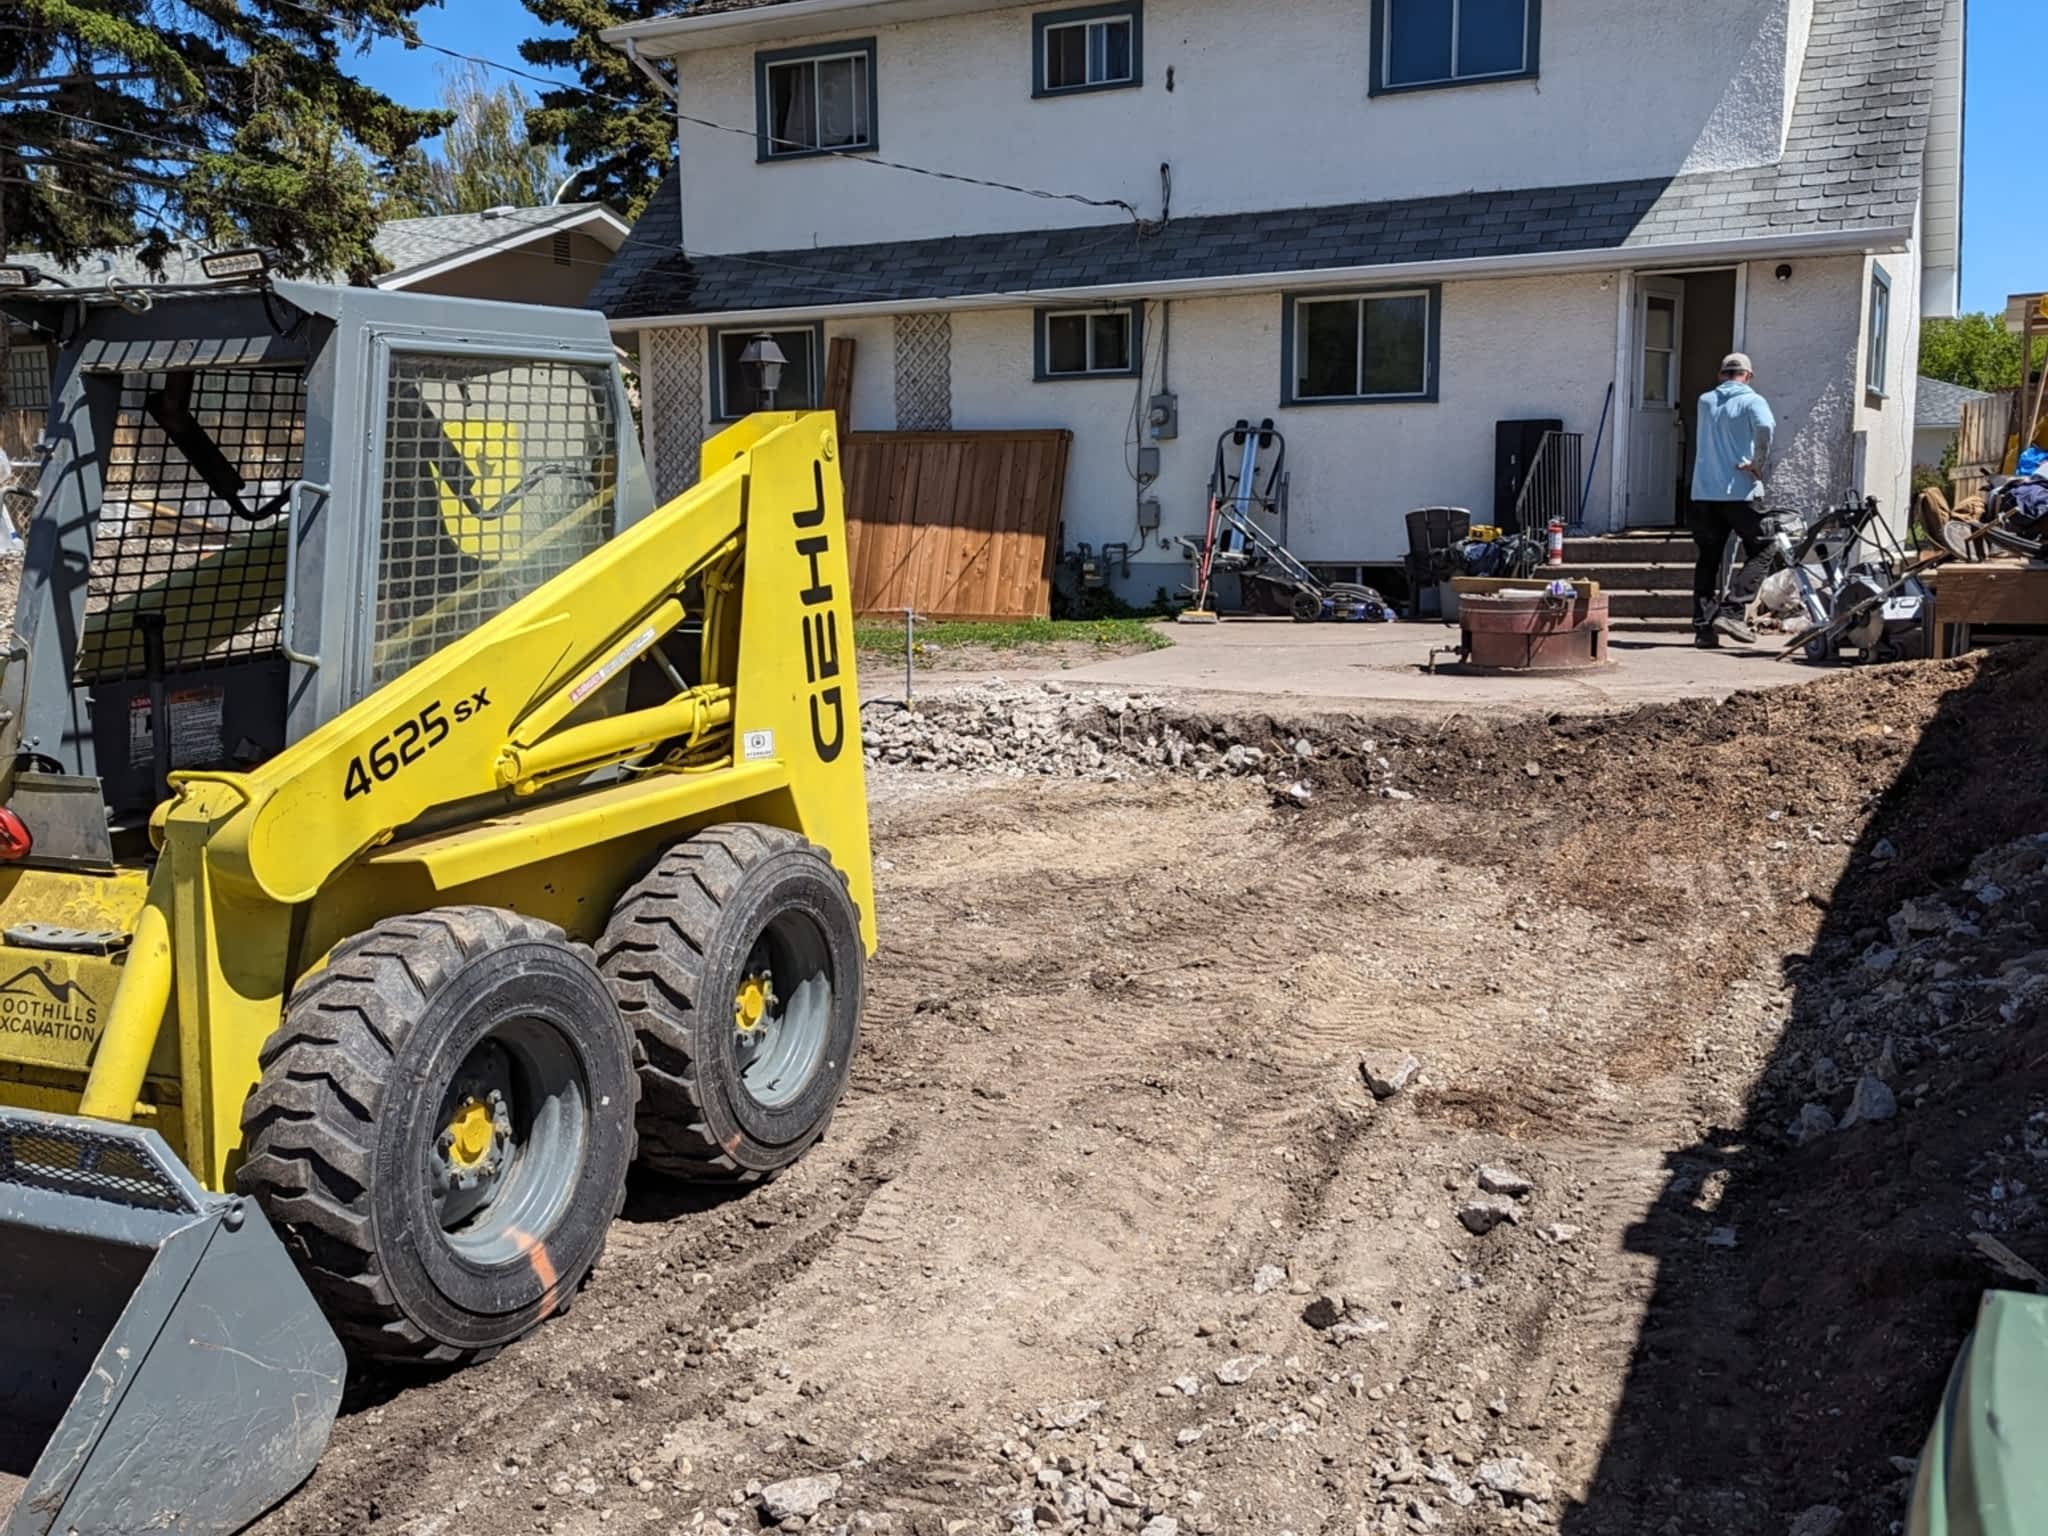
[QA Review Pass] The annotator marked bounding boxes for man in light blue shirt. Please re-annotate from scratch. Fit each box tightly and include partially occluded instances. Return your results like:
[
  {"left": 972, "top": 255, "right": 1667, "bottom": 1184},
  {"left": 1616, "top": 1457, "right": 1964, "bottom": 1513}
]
[{"left": 1688, "top": 353, "right": 1777, "bottom": 647}]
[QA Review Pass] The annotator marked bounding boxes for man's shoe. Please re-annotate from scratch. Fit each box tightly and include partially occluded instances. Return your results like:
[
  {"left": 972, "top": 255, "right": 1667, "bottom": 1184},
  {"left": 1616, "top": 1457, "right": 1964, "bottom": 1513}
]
[
  {"left": 1694, "top": 630, "right": 1722, "bottom": 649},
  {"left": 1710, "top": 611, "right": 1757, "bottom": 645}
]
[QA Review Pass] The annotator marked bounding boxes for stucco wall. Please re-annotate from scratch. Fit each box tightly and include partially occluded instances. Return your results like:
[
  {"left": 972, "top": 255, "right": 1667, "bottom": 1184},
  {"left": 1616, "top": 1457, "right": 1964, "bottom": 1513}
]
[
  {"left": 634, "top": 259, "right": 1896, "bottom": 602},
  {"left": 395, "top": 230, "right": 615, "bottom": 307},
  {"left": 672, "top": 0, "right": 1806, "bottom": 256},
  {"left": 944, "top": 272, "right": 1621, "bottom": 597},
  {"left": 1738, "top": 254, "right": 1864, "bottom": 516},
  {"left": 1856, "top": 241, "right": 1923, "bottom": 529}
]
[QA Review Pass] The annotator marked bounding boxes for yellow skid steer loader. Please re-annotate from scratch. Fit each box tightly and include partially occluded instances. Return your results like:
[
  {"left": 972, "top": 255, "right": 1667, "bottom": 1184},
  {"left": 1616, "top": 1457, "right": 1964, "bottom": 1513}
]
[{"left": 0, "top": 260, "right": 872, "bottom": 1533}]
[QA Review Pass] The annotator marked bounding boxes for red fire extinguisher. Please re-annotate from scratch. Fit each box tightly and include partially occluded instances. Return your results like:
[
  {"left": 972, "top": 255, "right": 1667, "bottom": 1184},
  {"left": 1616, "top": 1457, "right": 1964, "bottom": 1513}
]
[{"left": 1546, "top": 518, "right": 1565, "bottom": 565}]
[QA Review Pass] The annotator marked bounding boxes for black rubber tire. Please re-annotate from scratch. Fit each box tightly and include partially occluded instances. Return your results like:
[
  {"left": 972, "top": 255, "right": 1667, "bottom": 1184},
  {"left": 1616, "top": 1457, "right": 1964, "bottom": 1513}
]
[
  {"left": 598, "top": 823, "right": 864, "bottom": 1183},
  {"left": 238, "top": 907, "right": 637, "bottom": 1364},
  {"left": 1291, "top": 588, "right": 1325, "bottom": 623}
]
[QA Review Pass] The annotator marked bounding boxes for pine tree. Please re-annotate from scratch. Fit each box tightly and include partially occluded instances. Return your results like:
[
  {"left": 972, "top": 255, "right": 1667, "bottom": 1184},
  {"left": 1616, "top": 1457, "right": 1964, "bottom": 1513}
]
[
  {"left": 520, "top": 0, "right": 672, "bottom": 219},
  {"left": 2, "top": 0, "right": 450, "bottom": 282}
]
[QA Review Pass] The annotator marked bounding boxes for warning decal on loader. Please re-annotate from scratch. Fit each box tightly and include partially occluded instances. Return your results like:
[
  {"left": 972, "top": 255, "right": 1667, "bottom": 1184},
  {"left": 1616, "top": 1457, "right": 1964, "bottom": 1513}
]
[{"left": 127, "top": 687, "right": 226, "bottom": 771}]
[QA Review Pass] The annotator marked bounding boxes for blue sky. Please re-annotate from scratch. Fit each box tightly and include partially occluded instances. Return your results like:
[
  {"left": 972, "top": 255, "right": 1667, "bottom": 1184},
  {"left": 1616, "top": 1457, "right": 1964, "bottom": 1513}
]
[{"left": 360, "top": 0, "right": 2033, "bottom": 317}]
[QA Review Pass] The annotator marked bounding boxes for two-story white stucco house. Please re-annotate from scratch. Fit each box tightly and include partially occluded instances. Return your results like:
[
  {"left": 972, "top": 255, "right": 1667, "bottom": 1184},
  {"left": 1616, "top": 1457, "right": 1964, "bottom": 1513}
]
[{"left": 591, "top": 0, "right": 1964, "bottom": 606}]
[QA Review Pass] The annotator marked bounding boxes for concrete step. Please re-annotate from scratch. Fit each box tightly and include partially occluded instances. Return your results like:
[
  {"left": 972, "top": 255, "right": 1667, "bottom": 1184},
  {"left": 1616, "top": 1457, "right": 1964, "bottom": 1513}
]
[
  {"left": 1556, "top": 560, "right": 1697, "bottom": 593},
  {"left": 1566, "top": 534, "right": 1693, "bottom": 564},
  {"left": 1607, "top": 590, "right": 1694, "bottom": 620}
]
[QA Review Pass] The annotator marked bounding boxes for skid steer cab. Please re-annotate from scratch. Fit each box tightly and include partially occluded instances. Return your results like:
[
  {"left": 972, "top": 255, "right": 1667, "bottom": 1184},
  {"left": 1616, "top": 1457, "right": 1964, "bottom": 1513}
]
[{"left": 0, "top": 267, "right": 872, "bottom": 1534}]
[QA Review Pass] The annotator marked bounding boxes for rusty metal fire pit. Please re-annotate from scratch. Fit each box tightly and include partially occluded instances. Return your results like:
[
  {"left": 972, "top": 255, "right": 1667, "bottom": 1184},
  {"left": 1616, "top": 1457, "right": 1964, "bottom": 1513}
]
[{"left": 1451, "top": 586, "right": 1611, "bottom": 673}]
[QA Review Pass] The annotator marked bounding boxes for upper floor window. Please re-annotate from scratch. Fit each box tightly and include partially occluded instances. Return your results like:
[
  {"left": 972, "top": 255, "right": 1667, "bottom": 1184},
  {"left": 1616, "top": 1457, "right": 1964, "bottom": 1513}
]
[
  {"left": 1033, "top": 4, "right": 1142, "bottom": 97},
  {"left": 1283, "top": 288, "right": 1440, "bottom": 405},
  {"left": 1036, "top": 305, "right": 1140, "bottom": 379},
  {"left": 756, "top": 38, "right": 878, "bottom": 160},
  {"left": 1866, "top": 264, "right": 1892, "bottom": 399},
  {"left": 1370, "top": 0, "right": 1540, "bottom": 96}
]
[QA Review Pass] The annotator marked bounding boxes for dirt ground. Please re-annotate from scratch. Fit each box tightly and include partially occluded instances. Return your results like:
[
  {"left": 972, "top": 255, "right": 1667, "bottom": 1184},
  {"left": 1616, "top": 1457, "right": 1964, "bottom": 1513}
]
[{"left": 254, "top": 647, "right": 2048, "bottom": 1536}]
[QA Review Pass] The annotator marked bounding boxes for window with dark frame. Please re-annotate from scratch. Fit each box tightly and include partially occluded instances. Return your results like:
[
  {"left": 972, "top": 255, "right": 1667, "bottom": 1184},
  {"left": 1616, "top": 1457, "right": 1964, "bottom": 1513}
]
[
  {"left": 1035, "top": 4, "right": 1140, "bottom": 95},
  {"left": 1286, "top": 290, "right": 1437, "bottom": 404},
  {"left": 1374, "top": 0, "right": 1537, "bottom": 94},
  {"left": 758, "top": 39, "right": 877, "bottom": 159},
  {"left": 1037, "top": 307, "right": 1138, "bottom": 378},
  {"left": 1866, "top": 264, "right": 1891, "bottom": 398},
  {"left": 713, "top": 325, "right": 824, "bottom": 417}
]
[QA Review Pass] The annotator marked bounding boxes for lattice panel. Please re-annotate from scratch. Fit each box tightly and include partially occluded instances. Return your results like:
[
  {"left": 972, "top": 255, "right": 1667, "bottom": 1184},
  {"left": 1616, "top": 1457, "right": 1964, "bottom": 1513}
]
[
  {"left": 894, "top": 313, "right": 952, "bottom": 432},
  {"left": 644, "top": 325, "right": 706, "bottom": 502}
]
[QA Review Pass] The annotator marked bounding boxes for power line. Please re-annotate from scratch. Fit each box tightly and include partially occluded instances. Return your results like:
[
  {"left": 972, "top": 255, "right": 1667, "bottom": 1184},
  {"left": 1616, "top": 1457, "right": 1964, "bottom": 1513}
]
[
  {"left": 17, "top": 135, "right": 1153, "bottom": 315},
  {"left": 259, "top": 0, "right": 1147, "bottom": 223}
]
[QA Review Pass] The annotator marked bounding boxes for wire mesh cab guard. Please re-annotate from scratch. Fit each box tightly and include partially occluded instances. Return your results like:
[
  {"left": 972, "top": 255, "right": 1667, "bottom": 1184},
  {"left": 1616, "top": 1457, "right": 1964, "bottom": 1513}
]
[{"left": 3, "top": 280, "right": 652, "bottom": 866}]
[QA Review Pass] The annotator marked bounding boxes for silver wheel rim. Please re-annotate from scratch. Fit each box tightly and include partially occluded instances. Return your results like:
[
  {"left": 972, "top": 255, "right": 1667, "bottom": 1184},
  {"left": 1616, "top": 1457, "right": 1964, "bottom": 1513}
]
[
  {"left": 734, "top": 911, "right": 834, "bottom": 1110},
  {"left": 428, "top": 1019, "right": 588, "bottom": 1266}
]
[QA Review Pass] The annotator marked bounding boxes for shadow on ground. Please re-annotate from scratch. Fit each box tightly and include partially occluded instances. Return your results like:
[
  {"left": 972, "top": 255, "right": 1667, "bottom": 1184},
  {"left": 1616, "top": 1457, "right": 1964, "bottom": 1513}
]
[{"left": 1564, "top": 646, "right": 2048, "bottom": 1534}]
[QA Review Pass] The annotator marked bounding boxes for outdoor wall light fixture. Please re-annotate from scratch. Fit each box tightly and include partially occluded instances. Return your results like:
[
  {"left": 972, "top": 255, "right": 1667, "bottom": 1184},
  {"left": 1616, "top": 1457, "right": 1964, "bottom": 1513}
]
[
  {"left": 1776, "top": 263, "right": 1794, "bottom": 283},
  {"left": 740, "top": 332, "right": 788, "bottom": 410}
]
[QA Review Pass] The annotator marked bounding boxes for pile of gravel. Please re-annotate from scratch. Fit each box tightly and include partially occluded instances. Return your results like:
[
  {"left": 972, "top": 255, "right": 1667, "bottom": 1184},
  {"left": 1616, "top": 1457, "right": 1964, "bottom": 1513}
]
[
  {"left": 1763, "top": 829, "right": 2048, "bottom": 1192},
  {"left": 859, "top": 683, "right": 1416, "bottom": 804}
]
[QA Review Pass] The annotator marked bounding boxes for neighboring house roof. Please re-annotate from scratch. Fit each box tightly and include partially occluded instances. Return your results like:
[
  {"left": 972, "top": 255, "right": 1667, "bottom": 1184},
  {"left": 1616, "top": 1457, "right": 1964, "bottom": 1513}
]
[
  {"left": 374, "top": 204, "right": 630, "bottom": 289},
  {"left": 1916, "top": 375, "right": 1991, "bottom": 430},
  {"left": 592, "top": 0, "right": 1947, "bottom": 324},
  {"left": 7, "top": 203, "right": 628, "bottom": 291}
]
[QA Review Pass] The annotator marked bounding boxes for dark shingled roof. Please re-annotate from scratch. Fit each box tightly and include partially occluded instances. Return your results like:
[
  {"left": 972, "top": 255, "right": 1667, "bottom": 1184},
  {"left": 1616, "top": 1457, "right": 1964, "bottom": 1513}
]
[
  {"left": 591, "top": 0, "right": 1944, "bottom": 321},
  {"left": 1915, "top": 374, "right": 1991, "bottom": 429}
]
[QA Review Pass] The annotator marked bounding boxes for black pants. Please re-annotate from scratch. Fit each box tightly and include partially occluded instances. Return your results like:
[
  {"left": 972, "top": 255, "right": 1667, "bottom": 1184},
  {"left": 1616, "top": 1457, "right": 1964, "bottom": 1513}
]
[{"left": 1687, "top": 499, "right": 1776, "bottom": 631}]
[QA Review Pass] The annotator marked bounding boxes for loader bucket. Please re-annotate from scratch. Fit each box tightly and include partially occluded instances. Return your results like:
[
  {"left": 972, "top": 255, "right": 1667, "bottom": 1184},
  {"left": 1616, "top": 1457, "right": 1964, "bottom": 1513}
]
[{"left": 0, "top": 1108, "right": 344, "bottom": 1536}]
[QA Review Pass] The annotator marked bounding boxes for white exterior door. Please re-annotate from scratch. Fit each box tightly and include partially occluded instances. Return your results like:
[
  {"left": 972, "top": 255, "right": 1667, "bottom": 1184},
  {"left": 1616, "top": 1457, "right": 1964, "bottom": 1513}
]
[{"left": 1627, "top": 278, "right": 1686, "bottom": 527}]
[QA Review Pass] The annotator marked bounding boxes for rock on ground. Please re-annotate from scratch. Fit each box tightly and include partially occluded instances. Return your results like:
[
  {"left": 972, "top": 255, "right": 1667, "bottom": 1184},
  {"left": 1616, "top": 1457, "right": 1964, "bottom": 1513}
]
[
  {"left": 1362, "top": 1053, "right": 1422, "bottom": 1099},
  {"left": 759, "top": 1473, "right": 841, "bottom": 1521},
  {"left": 1476, "top": 1165, "right": 1533, "bottom": 1197},
  {"left": 1788, "top": 1506, "right": 1844, "bottom": 1536},
  {"left": 1214, "top": 1354, "right": 1268, "bottom": 1385},
  {"left": 1838, "top": 1074, "right": 1897, "bottom": 1129},
  {"left": 1459, "top": 1197, "right": 1520, "bottom": 1235},
  {"left": 1476, "top": 1457, "right": 1555, "bottom": 1504}
]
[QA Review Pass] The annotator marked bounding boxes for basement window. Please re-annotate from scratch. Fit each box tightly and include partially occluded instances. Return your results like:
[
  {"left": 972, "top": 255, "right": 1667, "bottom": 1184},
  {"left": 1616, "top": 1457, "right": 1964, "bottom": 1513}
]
[
  {"left": 1283, "top": 288, "right": 1440, "bottom": 405},
  {"left": 711, "top": 323, "right": 824, "bottom": 419},
  {"left": 1034, "top": 4, "right": 1142, "bottom": 97},
  {"left": 757, "top": 38, "right": 878, "bottom": 160},
  {"left": 1372, "top": 0, "right": 1540, "bottom": 95},
  {"left": 1035, "top": 306, "right": 1140, "bottom": 379}
]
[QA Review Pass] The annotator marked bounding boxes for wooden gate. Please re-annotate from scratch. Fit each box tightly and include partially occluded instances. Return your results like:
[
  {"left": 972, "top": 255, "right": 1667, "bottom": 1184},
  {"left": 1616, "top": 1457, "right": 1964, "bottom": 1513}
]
[{"left": 839, "top": 429, "right": 1071, "bottom": 620}]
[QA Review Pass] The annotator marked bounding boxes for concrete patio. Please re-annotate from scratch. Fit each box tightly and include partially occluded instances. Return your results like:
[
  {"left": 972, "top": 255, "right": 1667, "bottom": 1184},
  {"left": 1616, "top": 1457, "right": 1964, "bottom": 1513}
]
[{"left": 867, "top": 618, "right": 1824, "bottom": 716}]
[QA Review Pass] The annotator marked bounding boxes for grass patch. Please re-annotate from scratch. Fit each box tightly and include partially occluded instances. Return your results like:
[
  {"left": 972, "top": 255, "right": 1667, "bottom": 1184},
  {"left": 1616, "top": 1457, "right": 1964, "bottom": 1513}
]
[{"left": 853, "top": 616, "right": 1171, "bottom": 658}]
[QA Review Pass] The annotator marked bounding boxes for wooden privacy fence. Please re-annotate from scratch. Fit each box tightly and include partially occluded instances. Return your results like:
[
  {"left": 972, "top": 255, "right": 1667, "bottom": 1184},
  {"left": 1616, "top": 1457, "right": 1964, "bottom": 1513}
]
[{"left": 839, "top": 429, "right": 1071, "bottom": 620}]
